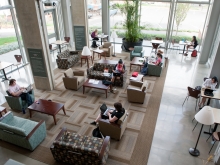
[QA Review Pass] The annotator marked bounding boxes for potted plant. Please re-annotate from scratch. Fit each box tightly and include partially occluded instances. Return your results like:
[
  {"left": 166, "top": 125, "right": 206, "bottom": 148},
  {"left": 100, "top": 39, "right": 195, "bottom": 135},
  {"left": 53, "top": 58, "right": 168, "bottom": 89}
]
[{"left": 120, "top": 0, "right": 143, "bottom": 51}]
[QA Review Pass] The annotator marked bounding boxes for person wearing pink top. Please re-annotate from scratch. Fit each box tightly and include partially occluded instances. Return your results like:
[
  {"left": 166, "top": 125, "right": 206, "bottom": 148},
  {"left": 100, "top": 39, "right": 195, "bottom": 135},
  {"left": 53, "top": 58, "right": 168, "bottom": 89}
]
[{"left": 152, "top": 53, "right": 162, "bottom": 66}]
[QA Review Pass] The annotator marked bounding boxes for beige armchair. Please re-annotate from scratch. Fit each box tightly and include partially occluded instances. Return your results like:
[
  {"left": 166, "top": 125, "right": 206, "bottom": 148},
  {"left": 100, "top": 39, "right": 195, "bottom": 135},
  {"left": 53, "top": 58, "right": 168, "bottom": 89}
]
[
  {"left": 99, "top": 110, "right": 128, "bottom": 140},
  {"left": 99, "top": 42, "right": 113, "bottom": 57},
  {"left": 63, "top": 68, "right": 85, "bottom": 90},
  {"left": 127, "top": 81, "right": 148, "bottom": 104}
]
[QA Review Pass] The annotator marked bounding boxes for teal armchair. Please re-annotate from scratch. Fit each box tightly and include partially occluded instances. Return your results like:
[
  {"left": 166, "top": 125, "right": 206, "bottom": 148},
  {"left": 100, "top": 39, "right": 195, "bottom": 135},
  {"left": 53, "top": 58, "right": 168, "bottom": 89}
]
[
  {"left": 147, "top": 58, "right": 164, "bottom": 77},
  {"left": 5, "top": 89, "right": 35, "bottom": 111},
  {"left": 130, "top": 46, "right": 145, "bottom": 61}
]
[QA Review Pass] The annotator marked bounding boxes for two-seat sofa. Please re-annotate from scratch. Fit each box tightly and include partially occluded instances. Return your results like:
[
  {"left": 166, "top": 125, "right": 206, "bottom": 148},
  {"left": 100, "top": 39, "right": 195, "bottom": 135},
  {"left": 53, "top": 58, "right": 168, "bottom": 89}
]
[
  {"left": 87, "top": 63, "right": 127, "bottom": 87},
  {"left": 147, "top": 57, "right": 164, "bottom": 77},
  {"left": 0, "top": 111, "right": 46, "bottom": 151}
]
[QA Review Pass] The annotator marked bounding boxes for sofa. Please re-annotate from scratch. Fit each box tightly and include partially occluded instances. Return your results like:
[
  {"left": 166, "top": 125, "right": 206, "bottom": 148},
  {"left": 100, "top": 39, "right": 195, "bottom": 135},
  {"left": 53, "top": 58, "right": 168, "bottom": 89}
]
[
  {"left": 0, "top": 111, "right": 46, "bottom": 151},
  {"left": 99, "top": 110, "right": 128, "bottom": 140},
  {"left": 63, "top": 68, "right": 85, "bottom": 90},
  {"left": 50, "top": 128, "right": 110, "bottom": 165},
  {"left": 5, "top": 89, "right": 35, "bottom": 111},
  {"left": 99, "top": 42, "right": 113, "bottom": 57},
  {"left": 87, "top": 63, "right": 127, "bottom": 87},
  {"left": 127, "top": 81, "right": 148, "bottom": 104},
  {"left": 147, "top": 57, "right": 164, "bottom": 77},
  {"left": 56, "top": 49, "right": 79, "bottom": 69}
]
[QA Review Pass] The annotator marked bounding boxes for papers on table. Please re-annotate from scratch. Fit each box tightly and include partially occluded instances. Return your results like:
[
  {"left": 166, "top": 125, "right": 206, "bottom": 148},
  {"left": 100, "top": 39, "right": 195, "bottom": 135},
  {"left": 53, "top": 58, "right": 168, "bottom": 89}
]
[
  {"left": 88, "top": 79, "right": 99, "bottom": 84},
  {"left": 130, "top": 77, "right": 137, "bottom": 80},
  {"left": 103, "top": 73, "right": 111, "bottom": 76}
]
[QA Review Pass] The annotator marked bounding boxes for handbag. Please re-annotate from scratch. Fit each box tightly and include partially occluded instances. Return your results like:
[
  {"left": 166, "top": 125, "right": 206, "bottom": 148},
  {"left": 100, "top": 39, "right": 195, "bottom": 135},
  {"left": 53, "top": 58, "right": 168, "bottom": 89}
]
[
  {"left": 92, "top": 127, "right": 103, "bottom": 138},
  {"left": 100, "top": 103, "right": 107, "bottom": 113}
]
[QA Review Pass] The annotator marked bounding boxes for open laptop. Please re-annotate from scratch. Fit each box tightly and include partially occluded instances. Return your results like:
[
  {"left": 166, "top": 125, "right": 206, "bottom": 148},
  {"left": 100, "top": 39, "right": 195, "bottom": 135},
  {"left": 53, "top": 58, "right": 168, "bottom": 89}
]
[
  {"left": 23, "top": 84, "right": 32, "bottom": 93},
  {"left": 113, "top": 70, "right": 121, "bottom": 77},
  {"left": 204, "top": 88, "right": 214, "bottom": 97}
]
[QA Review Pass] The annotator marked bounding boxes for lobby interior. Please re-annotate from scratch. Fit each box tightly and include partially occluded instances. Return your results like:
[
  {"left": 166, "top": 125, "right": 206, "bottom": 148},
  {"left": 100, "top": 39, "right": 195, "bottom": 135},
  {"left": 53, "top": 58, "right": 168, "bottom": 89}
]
[{"left": 0, "top": 0, "right": 220, "bottom": 165}]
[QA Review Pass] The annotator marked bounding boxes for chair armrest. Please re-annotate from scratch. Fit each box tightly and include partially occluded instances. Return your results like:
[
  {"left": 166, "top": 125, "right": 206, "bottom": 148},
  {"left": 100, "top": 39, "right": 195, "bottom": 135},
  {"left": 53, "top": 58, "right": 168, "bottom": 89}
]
[
  {"left": 73, "top": 71, "right": 85, "bottom": 76},
  {"left": 99, "top": 136, "right": 110, "bottom": 160},
  {"left": 99, "top": 119, "right": 120, "bottom": 128},
  {"left": 26, "top": 120, "right": 44, "bottom": 140},
  {"left": 129, "top": 81, "right": 143, "bottom": 87},
  {"left": 55, "top": 127, "right": 67, "bottom": 141}
]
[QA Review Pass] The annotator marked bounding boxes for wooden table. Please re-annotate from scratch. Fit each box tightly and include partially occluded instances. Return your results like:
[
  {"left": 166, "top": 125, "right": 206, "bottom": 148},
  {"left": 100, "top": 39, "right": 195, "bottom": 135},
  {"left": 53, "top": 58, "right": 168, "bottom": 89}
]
[
  {"left": 93, "top": 49, "right": 106, "bottom": 60},
  {"left": 83, "top": 79, "right": 110, "bottom": 98},
  {"left": 97, "top": 35, "right": 108, "bottom": 45},
  {"left": 130, "top": 57, "right": 145, "bottom": 71},
  {"left": 52, "top": 40, "right": 67, "bottom": 53},
  {"left": 98, "top": 59, "right": 118, "bottom": 65},
  {"left": 28, "top": 99, "right": 66, "bottom": 125},
  {"left": 0, "top": 62, "right": 13, "bottom": 81},
  {"left": 0, "top": 106, "right": 7, "bottom": 117}
]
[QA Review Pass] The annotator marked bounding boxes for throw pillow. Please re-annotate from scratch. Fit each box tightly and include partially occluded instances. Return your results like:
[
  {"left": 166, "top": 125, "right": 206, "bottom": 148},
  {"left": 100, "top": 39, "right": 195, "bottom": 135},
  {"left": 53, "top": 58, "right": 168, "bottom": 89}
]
[{"left": 64, "top": 68, "right": 73, "bottom": 77}]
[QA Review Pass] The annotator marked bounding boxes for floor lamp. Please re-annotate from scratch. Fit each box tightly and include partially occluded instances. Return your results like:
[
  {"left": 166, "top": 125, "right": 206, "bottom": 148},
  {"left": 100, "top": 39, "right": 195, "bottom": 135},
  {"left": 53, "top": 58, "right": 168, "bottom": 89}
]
[
  {"left": 111, "top": 31, "right": 117, "bottom": 57},
  {"left": 189, "top": 106, "right": 214, "bottom": 156}
]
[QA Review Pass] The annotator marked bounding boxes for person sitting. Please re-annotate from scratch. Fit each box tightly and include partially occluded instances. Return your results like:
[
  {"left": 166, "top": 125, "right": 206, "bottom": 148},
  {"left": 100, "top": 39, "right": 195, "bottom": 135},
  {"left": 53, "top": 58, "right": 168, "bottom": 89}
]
[
  {"left": 91, "top": 29, "right": 99, "bottom": 41},
  {"left": 152, "top": 53, "right": 162, "bottom": 66},
  {"left": 198, "top": 76, "right": 218, "bottom": 108},
  {"left": 90, "top": 102, "right": 125, "bottom": 126},
  {"left": 8, "top": 79, "right": 33, "bottom": 106},
  {"left": 185, "top": 36, "right": 198, "bottom": 55},
  {"left": 110, "top": 59, "right": 125, "bottom": 93}
]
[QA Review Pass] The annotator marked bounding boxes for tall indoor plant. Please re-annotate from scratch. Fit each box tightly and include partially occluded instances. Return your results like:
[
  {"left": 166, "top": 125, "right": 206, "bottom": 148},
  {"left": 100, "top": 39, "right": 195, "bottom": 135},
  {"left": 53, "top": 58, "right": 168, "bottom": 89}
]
[{"left": 122, "top": 0, "right": 143, "bottom": 51}]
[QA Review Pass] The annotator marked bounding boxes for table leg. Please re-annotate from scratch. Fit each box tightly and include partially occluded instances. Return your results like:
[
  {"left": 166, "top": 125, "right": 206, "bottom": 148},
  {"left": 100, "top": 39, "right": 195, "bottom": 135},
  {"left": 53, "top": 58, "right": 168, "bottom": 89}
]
[
  {"left": 101, "top": 38, "right": 103, "bottom": 45},
  {"left": 59, "top": 45, "right": 61, "bottom": 53},
  {"left": 53, "top": 115, "right": 57, "bottom": 125},
  {"left": 106, "top": 89, "right": 107, "bottom": 98},
  {"left": 62, "top": 106, "right": 66, "bottom": 115},
  {"left": 93, "top": 51, "right": 95, "bottom": 61},
  {"left": 140, "top": 66, "right": 141, "bottom": 72},
  {"left": 104, "top": 52, "right": 106, "bottom": 60},
  {"left": 130, "top": 64, "right": 131, "bottom": 71},
  {"left": 87, "top": 58, "right": 89, "bottom": 68},
  {"left": 83, "top": 86, "right": 85, "bottom": 94},
  {"left": 2, "top": 69, "right": 10, "bottom": 81},
  {"left": 142, "top": 77, "right": 143, "bottom": 82},
  {"left": 81, "top": 58, "right": 83, "bottom": 67},
  {"left": 29, "top": 109, "right": 32, "bottom": 118}
]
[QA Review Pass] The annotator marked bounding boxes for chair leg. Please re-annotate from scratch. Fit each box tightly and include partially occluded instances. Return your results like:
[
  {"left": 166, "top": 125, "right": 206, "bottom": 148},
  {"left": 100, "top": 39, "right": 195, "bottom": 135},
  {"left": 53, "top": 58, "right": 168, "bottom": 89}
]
[
  {"left": 182, "top": 96, "right": 188, "bottom": 106},
  {"left": 192, "top": 122, "right": 198, "bottom": 131},
  {"left": 209, "top": 140, "right": 216, "bottom": 154},
  {"left": 192, "top": 118, "right": 195, "bottom": 122},
  {"left": 206, "top": 134, "right": 212, "bottom": 142},
  {"left": 195, "top": 99, "right": 198, "bottom": 111}
]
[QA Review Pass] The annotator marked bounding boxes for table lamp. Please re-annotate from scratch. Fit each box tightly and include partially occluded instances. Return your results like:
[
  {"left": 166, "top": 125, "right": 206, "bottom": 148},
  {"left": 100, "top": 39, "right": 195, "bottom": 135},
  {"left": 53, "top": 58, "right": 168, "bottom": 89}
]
[
  {"left": 111, "top": 30, "right": 117, "bottom": 57},
  {"left": 189, "top": 106, "right": 214, "bottom": 156},
  {"left": 81, "top": 46, "right": 91, "bottom": 56}
]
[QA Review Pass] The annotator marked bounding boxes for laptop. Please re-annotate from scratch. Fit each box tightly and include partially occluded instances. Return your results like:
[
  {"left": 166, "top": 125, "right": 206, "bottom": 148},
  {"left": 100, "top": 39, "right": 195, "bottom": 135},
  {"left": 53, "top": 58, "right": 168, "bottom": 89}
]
[
  {"left": 113, "top": 70, "right": 121, "bottom": 77},
  {"left": 204, "top": 88, "right": 214, "bottom": 97},
  {"left": 23, "top": 84, "right": 32, "bottom": 93}
]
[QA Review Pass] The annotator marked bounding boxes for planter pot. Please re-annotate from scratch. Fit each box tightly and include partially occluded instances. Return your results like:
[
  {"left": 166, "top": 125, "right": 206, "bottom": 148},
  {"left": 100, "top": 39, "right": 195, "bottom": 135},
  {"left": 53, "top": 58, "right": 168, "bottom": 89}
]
[{"left": 121, "top": 38, "right": 143, "bottom": 52}]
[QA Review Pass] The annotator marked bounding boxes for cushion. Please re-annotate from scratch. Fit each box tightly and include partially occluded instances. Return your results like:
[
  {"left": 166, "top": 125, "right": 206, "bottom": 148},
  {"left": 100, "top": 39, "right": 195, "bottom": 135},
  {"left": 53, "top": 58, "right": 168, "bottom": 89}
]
[
  {"left": 75, "top": 76, "right": 85, "bottom": 84},
  {"left": 103, "top": 42, "right": 111, "bottom": 48},
  {"left": 64, "top": 68, "right": 73, "bottom": 77},
  {"left": 100, "top": 48, "right": 108, "bottom": 52},
  {"left": 134, "top": 46, "right": 142, "bottom": 53},
  {"left": 132, "top": 72, "right": 138, "bottom": 77},
  {"left": 0, "top": 122, "right": 27, "bottom": 136}
]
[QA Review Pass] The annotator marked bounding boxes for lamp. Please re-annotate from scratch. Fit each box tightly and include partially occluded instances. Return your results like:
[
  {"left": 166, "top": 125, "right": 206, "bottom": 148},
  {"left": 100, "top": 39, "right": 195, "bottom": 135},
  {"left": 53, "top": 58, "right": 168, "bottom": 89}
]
[
  {"left": 81, "top": 46, "right": 91, "bottom": 56},
  {"left": 189, "top": 106, "right": 214, "bottom": 156},
  {"left": 111, "top": 31, "right": 117, "bottom": 57}
]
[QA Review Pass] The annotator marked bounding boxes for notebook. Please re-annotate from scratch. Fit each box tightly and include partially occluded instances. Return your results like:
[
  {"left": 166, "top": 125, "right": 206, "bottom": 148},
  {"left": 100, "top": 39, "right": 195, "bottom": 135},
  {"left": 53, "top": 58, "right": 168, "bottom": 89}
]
[{"left": 23, "top": 84, "right": 32, "bottom": 93}]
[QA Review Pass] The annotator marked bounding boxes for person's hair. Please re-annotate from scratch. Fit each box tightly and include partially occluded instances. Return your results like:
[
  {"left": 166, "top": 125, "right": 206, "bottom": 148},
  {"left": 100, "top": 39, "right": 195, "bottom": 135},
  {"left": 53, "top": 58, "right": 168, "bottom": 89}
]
[
  {"left": 193, "top": 36, "right": 197, "bottom": 42},
  {"left": 114, "top": 102, "right": 123, "bottom": 112},
  {"left": 118, "top": 59, "right": 123, "bottom": 64},
  {"left": 212, "top": 76, "right": 218, "bottom": 83},
  {"left": 9, "top": 79, "right": 16, "bottom": 86},
  {"left": 157, "top": 53, "right": 162, "bottom": 59}
]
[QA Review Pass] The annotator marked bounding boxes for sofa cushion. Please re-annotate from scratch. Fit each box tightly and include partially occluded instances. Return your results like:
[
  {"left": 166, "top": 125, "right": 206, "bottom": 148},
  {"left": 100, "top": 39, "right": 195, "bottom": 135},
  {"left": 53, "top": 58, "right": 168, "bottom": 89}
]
[
  {"left": 0, "top": 122, "right": 27, "bottom": 136},
  {"left": 103, "top": 43, "right": 111, "bottom": 48},
  {"left": 64, "top": 68, "right": 73, "bottom": 77}
]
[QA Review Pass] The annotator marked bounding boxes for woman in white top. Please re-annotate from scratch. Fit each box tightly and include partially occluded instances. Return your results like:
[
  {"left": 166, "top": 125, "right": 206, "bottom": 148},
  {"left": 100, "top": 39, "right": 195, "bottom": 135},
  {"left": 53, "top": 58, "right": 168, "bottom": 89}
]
[{"left": 199, "top": 76, "right": 218, "bottom": 108}]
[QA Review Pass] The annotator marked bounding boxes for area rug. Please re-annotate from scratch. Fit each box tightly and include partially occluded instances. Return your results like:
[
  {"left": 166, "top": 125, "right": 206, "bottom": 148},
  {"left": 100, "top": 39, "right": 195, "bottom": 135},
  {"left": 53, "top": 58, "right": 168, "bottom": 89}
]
[{"left": 0, "top": 52, "right": 168, "bottom": 165}]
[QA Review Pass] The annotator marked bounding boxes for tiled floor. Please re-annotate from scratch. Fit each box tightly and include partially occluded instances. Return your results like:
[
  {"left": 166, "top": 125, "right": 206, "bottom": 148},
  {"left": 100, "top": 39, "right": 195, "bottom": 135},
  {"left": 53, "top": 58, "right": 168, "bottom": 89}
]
[{"left": 0, "top": 44, "right": 217, "bottom": 165}]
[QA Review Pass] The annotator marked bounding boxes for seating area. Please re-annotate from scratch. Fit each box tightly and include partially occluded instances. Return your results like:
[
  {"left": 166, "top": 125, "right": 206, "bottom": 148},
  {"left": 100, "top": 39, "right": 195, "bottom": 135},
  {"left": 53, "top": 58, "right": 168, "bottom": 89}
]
[{"left": 99, "top": 42, "right": 113, "bottom": 57}]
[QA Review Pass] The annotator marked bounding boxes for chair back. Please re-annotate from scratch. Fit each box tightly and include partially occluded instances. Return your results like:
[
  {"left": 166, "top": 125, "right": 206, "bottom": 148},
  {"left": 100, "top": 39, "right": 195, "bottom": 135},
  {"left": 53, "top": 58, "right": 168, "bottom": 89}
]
[
  {"left": 64, "top": 37, "right": 70, "bottom": 43},
  {"left": 152, "top": 43, "right": 160, "bottom": 49},
  {"left": 155, "top": 37, "right": 162, "bottom": 40},
  {"left": 187, "top": 87, "right": 200, "bottom": 98},
  {"left": 103, "top": 42, "right": 111, "bottom": 48},
  {"left": 14, "top": 55, "right": 22, "bottom": 63},
  {"left": 134, "top": 46, "right": 143, "bottom": 53}
]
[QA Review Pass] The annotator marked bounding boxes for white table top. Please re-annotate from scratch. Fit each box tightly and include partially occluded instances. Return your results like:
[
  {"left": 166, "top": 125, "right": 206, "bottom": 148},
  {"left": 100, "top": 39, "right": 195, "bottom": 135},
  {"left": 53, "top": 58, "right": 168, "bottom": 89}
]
[
  {"left": 93, "top": 49, "right": 104, "bottom": 53},
  {"left": 179, "top": 41, "right": 191, "bottom": 45},
  {"left": 150, "top": 40, "right": 163, "bottom": 44},
  {"left": 97, "top": 35, "right": 108, "bottom": 38},
  {"left": 201, "top": 88, "right": 220, "bottom": 100},
  {"left": 0, "top": 61, "right": 13, "bottom": 70},
  {"left": 52, "top": 40, "right": 67, "bottom": 45}
]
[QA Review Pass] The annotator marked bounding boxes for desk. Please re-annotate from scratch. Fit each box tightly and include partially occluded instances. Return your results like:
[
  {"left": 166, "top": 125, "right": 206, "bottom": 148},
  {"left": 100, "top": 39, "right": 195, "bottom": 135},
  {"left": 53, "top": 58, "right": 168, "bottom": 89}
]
[
  {"left": 201, "top": 89, "right": 220, "bottom": 105},
  {"left": 97, "top": 35, "right": 108, "bottom": 45},
  {"left": 0, "top": 62, "right": 13, "bottom": 81},
  {"left": 52, "top": 40, "right": 67, "bottom": 53},
  {"left": 150, "top": 40, "right": 164, "bottom": 44},
  {"left": 179, "top": 41, "right": 191, "bottom": 54}
]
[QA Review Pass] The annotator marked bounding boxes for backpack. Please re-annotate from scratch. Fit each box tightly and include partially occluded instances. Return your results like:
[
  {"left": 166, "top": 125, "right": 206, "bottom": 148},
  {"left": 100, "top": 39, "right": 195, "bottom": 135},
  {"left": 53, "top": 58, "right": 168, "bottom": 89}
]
[
  {"left": 92, "top": 41, "right": 98, "bottom": 48},
  {"left": 92, "top": 127, "right": 103, "bottom": 138},
  {"left": 191, "top": 50, "right": 197, "bottom": 57}
]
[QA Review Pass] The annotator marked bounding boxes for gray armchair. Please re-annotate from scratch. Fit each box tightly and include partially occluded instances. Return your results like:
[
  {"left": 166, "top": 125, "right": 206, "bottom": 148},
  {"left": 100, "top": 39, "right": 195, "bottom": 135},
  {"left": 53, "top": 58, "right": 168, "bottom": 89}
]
[
  {"left": 5, "top": 90, "right": 35, "bottom": 111},
  {"left": 99, "top": 42, "right": 113, "bottom": 57},
  {"left": 130, "top": 46, "right": 145, "bottom": 61}
]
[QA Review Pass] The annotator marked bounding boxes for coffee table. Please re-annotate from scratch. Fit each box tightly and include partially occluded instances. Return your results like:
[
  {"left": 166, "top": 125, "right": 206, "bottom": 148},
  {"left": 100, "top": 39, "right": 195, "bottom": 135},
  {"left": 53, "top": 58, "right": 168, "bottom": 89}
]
[
  {"left": 130, "top": 57, "right": 145, "bottom": 71},
  {"left": 83, "top": 79, "right": 110, "bottom": 98},
  {"left": 28, "top": 99, "right": 66, "bottom": 125},
  {"left": 93, "top": 49, "right": 106, "bottom": 61}
]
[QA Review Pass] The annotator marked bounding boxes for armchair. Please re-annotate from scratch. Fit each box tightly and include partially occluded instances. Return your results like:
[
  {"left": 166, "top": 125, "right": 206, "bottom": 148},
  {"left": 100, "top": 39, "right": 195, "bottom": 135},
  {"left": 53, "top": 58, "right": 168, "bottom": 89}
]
[
  {"left": 5, "top": 89, "right": 35, "bottom": 111},
  {"left": 99, "top": 110, "right": 128, "bottom": 140},
  {"left": 130, "top": 46, "right": 145, "bottom": 61},
  {"left": 63, "top": 68, "right": 85, "bottom": 90},
  {"left": 99, "top": 42, "right": 113, "bottom": 57},
  {"left": 127, "top": 81, "right": 148, "bottom": 104}
]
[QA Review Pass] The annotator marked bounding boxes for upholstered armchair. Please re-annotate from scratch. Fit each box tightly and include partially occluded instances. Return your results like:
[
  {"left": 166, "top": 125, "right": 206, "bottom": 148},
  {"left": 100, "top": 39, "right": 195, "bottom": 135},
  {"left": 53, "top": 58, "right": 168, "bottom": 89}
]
[
  {"left": 63, "top": 68, "right": 85, "bottom": 90},
  {"left": 5, "top": 89, "right": 35, "bottom": 111},
  {"left": 130, "top": 46, "right": 145, "bottom": 61},
  {"left": 99, "top": 110, "right": 128, "bottom": 140},
  {"left": 127, "top": 81, "right": 148, "bottom": 104},
  {"left": 99, "top": 42, "right": 113, "bottom": 57}
]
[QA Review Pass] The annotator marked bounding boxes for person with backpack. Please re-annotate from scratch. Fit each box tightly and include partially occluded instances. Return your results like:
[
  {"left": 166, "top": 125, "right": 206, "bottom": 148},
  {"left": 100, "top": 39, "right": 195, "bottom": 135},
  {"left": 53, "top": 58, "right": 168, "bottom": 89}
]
[{"left": 185, "top": 36, "right": 198, "bottom": 55}]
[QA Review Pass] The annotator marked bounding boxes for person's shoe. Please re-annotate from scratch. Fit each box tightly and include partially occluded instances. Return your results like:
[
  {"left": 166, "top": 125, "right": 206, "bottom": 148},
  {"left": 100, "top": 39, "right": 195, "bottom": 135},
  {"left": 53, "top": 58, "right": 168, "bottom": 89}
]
[
  {"left": 90, "top": 121, "right": 97, "bottom": 126},
  {"left": 110, "top": 89, "right": 115, "bottom": 94}
]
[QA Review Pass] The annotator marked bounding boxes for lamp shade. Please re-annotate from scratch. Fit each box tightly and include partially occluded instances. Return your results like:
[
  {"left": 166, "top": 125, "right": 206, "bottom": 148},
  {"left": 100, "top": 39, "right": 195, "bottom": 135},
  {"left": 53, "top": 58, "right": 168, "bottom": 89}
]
[
  {"left": 81, "top": 46, "right": 91, "bottom": 56},
  {"left": 195, "top": 106, "right": 214, "bottom": 125},
  {"left": 111, "top": 31, "right": 118, "bottom": 38}
]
